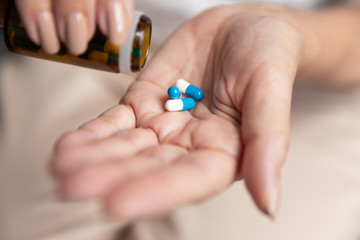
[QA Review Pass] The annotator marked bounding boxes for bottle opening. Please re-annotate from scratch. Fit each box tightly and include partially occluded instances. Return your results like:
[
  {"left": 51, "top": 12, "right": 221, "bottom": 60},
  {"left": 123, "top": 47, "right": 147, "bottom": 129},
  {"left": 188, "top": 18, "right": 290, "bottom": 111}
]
[{"left": 131, "top": 15, "right": 152, "bottom": 72}]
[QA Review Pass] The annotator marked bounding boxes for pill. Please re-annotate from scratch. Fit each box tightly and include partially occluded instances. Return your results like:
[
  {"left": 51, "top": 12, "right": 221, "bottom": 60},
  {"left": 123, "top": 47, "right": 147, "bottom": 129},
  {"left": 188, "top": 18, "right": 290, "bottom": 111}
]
[
  {"left": 176, "top": 79, "right": 204, "bottom": 101},
  {"left": 165, "top": 98, "right": 196, "bottom": 111},
  {"left": 132, "top": 47, "right": 142, "bottom": 57},
  {"left": 167, "top": 86, "right": 182, "bottom": 99}
]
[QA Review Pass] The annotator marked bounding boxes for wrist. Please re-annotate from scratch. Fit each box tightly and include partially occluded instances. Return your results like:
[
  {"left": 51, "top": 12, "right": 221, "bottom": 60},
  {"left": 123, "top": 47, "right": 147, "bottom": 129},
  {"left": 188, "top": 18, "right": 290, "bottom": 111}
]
[
  {"left": 235, "top": 4, "right": 313, "bottom": 79},
  {"left": 290, "top": 10, "right": 324, "bottom": 80},
  {"left": 290, "top": 5, "right": 360, "bottom": 85}
]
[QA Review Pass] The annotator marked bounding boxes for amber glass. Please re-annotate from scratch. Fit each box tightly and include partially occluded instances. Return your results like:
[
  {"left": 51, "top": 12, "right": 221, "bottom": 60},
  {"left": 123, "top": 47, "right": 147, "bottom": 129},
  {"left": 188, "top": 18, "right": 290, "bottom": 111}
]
[{"left": 4, "top": 2, "right": 152, "bottom": 73}]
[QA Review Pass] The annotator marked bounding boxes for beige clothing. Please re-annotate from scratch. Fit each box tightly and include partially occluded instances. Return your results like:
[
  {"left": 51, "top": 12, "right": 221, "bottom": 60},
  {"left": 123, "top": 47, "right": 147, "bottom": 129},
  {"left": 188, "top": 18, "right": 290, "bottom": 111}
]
[{"left": 0, "top": 55, "right": 132, "bottom": 240}]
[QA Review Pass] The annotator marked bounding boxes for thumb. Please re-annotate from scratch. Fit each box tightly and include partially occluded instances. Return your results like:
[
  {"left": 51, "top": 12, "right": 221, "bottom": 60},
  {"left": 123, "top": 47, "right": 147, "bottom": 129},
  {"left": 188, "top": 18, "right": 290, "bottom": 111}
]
[{"left": 241, "top": 61, "right": 296, "bottom": 218}]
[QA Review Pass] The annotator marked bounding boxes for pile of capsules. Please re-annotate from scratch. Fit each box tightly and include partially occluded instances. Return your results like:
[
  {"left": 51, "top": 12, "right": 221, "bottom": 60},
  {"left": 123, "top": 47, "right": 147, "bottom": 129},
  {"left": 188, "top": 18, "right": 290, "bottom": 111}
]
[{"left": 165, "top": 79, "right": 204, "bottom": 112}]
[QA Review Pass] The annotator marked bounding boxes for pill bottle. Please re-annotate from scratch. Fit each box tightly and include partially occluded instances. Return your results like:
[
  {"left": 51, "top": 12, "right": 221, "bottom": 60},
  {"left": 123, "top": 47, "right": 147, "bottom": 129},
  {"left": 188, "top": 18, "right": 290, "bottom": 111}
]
[{"left": 3, "top": 1, "right": 152, "bottom": 74}]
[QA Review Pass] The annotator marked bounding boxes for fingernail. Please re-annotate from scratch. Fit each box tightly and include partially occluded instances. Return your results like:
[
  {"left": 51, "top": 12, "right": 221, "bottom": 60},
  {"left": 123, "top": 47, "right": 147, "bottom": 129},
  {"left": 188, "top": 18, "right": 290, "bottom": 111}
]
[
  {"left": 37, "top": 11, "right": 60, "bottom": 55},
  {"left": 27, "top": 29, "right": 40, "bottom": 46},
  {"left": 66, "top": 12, "right": 88, "bottom": 55},
  {"left": 265, "top": 178, "right": 280, "bottom": 219},
  {"left": 107, "top": 1, "right": 125, "bottom": 45}
]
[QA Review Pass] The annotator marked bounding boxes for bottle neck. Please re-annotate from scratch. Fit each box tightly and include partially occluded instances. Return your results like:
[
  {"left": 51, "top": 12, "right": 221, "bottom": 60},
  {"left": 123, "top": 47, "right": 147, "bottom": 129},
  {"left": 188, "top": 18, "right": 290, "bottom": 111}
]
[{"left": 0, "top": 0, "right": 11, "bottom": 28}]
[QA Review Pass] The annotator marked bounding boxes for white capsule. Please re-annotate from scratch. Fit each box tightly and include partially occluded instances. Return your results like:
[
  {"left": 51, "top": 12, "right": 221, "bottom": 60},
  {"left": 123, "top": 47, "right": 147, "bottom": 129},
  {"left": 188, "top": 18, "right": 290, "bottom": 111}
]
[
  {"left": 165, "top": 98, "right": 196, "bottom": 111},
  {"left": 176, "top": 79, "right": 191, "bottom": 93},
  {"left": 176, "top": 79, "right": 204, "bottom": 101}
]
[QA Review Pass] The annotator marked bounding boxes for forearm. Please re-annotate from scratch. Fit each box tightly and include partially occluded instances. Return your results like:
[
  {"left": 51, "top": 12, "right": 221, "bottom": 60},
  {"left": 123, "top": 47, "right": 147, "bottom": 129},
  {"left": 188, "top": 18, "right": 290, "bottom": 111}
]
[{"left": 295, "top": 4, "right": 360, "bottom": 85}]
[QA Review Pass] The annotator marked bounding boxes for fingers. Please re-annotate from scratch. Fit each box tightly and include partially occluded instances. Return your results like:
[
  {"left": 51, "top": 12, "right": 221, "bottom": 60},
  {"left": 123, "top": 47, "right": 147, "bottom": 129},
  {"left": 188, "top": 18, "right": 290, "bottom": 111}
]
[
  {"left": 58, "top": 115, "right": 241, "bottom": 202},
  {"left": 53, "top": 0, "right": 96, "bottom": 55},
  {"left": 15, "top": 0, "right": 60, "bottom": 54},
  {"left": 53, "top": 105, "right": 136, "bottom": 153},
  {"left": 79, "top": 104, "right": 136, "bottom": 139},
  {"left": 104, "top": 150, "right": 237, "bottom": 220},
  {"left": 14, "top": 0, "right": 133, "bottom": 55},
  {"left": 51, "top": 105, "right": 143, "bottom": 176},
  {"left": 215, "top": 16, "right": 302, "bottom": 218},
  {"left": 14, "top": 0, "right": 94, "bottom": 55},
  {"left": 60, "top": 145, "right": 187, "bottom": 200},
  {"left": 241, "top": 63, "right": 295, "bottom": 218},
  {"left": 97, "top": 0, "right": 134, "bottom": 46},
  {"left": 52, "top": 128, "right": 159, "bottom": 177},
  {"left": 53, "top": 113, "right": 241, "bottom": 220}
]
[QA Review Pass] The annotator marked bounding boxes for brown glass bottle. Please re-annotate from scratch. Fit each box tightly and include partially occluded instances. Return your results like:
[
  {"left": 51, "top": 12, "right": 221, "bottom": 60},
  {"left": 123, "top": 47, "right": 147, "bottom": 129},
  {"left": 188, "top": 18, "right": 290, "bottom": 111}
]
[{"left": 3, "top": 2, "right": 152, "bottom": 74}]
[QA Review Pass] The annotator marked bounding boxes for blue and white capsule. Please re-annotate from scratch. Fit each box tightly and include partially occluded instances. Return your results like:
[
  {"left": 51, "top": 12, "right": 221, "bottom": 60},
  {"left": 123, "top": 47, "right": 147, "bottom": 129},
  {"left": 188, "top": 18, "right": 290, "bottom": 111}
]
[
  {"left": 167, "top": 86, "right": 182, "bottom": 99},
  {"left": 176, "top": 79, "right": 204, "bottom": 101},
  {"left": 165, "top": 98, "right": 196, "bottom": 112}
]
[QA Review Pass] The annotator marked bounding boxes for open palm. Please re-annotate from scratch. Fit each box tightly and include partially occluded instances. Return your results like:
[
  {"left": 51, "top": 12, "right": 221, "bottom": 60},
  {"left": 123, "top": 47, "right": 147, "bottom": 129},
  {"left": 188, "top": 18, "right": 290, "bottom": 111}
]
[{"left": 52, "top": 4, "right": 302, "bottom": 220}]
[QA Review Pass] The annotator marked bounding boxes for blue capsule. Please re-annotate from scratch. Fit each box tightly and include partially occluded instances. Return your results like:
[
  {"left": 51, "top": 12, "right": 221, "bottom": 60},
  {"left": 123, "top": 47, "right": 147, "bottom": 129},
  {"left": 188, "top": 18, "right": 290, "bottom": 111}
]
[
  {"left": 165, "top": 98, "right": 196, "bottom": 111},
  {"left": 176, "top": 79, "right": 204, "bottom": 101},
  {"left": 167, "top": 86, "right": 182, "bottom": 99}
]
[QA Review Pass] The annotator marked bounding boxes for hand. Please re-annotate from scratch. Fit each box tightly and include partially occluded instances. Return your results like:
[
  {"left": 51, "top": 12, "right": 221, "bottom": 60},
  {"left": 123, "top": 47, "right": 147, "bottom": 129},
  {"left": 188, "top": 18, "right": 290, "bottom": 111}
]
[
  {"left": 51, "top": 4, "right": 302, "bottom": 220},
  {"left": 14, "top": 0, "right": 134, "bottom": 55}
]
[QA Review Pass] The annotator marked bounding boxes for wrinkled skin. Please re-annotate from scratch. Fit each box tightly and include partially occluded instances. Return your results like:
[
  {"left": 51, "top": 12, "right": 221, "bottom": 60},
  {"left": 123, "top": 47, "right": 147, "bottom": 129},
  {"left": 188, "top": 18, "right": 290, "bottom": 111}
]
[{"left": 51, "top": 4, "right": 302, "bottom": 220}]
